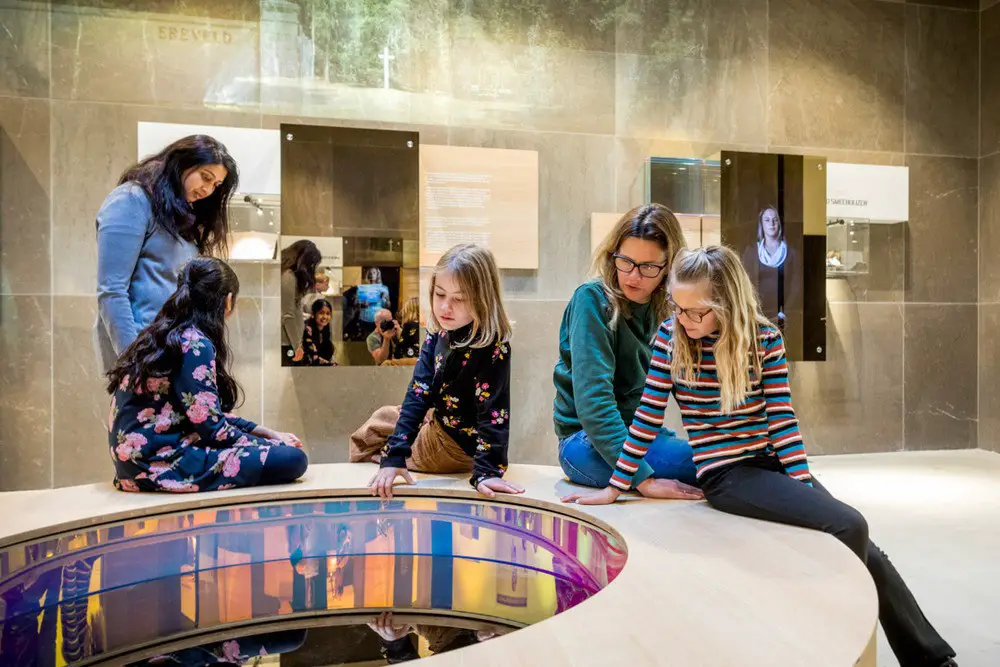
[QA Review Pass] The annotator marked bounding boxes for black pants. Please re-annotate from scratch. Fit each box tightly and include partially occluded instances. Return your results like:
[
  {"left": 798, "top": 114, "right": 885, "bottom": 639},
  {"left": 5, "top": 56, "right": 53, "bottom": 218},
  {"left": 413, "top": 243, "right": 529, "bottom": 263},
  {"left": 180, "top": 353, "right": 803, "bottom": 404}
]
[{"left": 700, "top": 456, "right": 954, "bottom": 667}]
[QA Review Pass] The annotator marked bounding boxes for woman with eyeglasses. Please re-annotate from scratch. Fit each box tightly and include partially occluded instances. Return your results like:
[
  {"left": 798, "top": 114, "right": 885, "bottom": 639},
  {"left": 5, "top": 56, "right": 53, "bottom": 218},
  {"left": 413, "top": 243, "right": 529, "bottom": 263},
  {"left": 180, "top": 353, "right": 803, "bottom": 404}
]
[{"left": 551, "top": 204, "right": 702, "bottom": 500}]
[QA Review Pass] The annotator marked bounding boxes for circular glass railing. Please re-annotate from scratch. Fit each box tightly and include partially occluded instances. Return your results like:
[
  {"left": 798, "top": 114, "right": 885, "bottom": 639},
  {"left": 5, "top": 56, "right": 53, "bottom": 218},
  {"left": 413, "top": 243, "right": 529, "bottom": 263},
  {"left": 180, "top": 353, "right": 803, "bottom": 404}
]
[{"left": 0, "top": 496, "right": 627, "bottom": 666}]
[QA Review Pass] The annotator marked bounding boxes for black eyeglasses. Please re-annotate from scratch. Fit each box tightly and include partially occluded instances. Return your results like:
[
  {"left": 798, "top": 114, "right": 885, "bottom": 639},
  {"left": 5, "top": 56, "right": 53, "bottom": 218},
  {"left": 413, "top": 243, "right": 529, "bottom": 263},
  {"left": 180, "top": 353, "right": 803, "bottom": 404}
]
[
  {"left": 667, "top": 296, "right": 712, "bottom": 324},
  {"left": 613, "top": 254, "right": 667, "bottom": 279}
]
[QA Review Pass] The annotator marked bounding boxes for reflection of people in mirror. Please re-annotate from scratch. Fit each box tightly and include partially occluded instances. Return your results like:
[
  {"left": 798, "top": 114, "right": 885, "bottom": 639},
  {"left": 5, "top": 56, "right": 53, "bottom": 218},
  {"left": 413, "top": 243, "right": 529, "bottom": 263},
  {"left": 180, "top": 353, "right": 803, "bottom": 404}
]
[
  {"left": 756, "top": 206, "right": 787, "bottom": 268},
  {"left": 367, "top": 308, "right": 399, "bottom": 365},
  {"left": 301, "top": 271, "right": 330, "bottom": 316},
  {"left": 344, "top": 267, "right": 393, "bottom": 342},
  {"left": 280, "top": 240, "right": 322, "bottom": 366},
  {"left": 358, "top": 267, "right": 392, "bottom": 324},
  {"left": 127, "top": 629, "right": 308, "bottom": 666},
  {"left": 741, "top": 206, "right": 798, "bottom": 332},
  {"left": 302, "top": 299, "right": 336, "bottom": 366},
  {"left": 393, "top": 297, "right": 421, "bottom": 361},
  {"left": 368, "top": 612, "right": 505, "bottom": 664}
]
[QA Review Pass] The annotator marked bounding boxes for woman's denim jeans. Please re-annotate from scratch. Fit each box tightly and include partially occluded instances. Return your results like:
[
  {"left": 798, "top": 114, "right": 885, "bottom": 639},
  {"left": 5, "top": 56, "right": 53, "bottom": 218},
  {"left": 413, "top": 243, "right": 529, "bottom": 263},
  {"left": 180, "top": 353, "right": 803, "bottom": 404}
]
[{"left": 558, "top": 428, "right": 697, "bottom": 488}]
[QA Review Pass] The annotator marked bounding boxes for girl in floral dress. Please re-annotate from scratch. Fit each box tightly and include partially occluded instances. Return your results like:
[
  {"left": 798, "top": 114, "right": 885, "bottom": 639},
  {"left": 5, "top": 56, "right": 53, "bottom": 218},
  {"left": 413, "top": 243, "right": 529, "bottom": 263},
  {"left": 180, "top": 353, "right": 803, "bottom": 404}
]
[
  {"left": 106, "top": 257, "right": 308, "bottom": 493},
  {"left": 350, "top": 244, "right": 523, "bottom": 500}
]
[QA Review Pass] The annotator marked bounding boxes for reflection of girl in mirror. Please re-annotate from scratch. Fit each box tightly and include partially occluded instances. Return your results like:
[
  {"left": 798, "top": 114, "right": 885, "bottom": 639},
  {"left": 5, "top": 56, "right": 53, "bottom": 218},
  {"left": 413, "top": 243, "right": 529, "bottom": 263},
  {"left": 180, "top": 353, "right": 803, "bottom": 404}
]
[
  {"left": 756, "top": 206, "right": 787, "bottom": 268},
  {"left": 106, "top": 257, "right": 308, "bottom": 493},
  {"left": 94, "top": 134, "right": 239, "bottom": 374},
  {"left": 302, "top": 299, "right": 336, "bottom": 366},
  {"left": 280, "top": 240, "right": 322, "bottom": 366},
  {"left": 393, "top": 297, "right": 421, "bottom": 361}
]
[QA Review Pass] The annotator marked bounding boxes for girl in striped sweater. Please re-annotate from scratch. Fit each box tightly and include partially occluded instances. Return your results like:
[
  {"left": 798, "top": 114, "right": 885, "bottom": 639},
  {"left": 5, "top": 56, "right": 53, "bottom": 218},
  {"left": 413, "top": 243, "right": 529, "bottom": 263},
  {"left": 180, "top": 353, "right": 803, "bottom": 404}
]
[{"left": 563, "top": 246, "right": 956, "bottom": 667}]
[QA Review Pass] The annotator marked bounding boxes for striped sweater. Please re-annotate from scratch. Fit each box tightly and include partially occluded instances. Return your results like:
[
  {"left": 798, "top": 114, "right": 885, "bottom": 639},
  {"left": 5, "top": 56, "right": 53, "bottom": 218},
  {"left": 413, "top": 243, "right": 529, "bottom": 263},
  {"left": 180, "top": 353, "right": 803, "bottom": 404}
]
[{"left": 610, "top": 321, "right": 811, "bottom": 491}]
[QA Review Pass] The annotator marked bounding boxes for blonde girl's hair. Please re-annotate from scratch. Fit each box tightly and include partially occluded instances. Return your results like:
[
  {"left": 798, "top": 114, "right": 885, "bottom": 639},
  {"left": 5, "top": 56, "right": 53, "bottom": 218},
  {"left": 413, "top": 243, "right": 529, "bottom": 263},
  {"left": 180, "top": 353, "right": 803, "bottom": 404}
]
[
  {"left": 592, "top": 203, "right": 687, "bottom": 329},
  {"left": 398, "top": 296, "right": 420, "bottom": 324},
  {"left": 669, "top": 245, "right": 775, "bottom": 414},
  {"left": 427, "top": 244, "right": 512, "bottom": 348}
]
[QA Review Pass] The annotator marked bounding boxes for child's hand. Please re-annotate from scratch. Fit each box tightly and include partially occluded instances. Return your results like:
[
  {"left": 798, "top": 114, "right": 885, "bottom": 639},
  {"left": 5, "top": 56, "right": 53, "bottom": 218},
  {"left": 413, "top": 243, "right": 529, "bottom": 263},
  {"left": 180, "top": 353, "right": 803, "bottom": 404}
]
[
  {"left": 275, "top": 432, "right": 303, "bottom": 449},
  {"left": 476, "top": 478, "right": 525, "bottom": 498},
  {"left": 561, "top": 486, "right": 621, "bottom": 505},
  {"left": 367, "top": 612, "right": 412, "bottom": 642},
  {"left": 369, "top": 467, "right": 414, "bottom": 499}
]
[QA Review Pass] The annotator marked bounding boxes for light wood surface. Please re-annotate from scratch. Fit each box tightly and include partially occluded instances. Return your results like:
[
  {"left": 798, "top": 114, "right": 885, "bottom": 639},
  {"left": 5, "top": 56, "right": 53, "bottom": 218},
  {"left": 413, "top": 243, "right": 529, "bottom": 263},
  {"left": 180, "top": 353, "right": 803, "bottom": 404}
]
[{"left": 0, "top": 464, "right": 878, "bottom": 666}]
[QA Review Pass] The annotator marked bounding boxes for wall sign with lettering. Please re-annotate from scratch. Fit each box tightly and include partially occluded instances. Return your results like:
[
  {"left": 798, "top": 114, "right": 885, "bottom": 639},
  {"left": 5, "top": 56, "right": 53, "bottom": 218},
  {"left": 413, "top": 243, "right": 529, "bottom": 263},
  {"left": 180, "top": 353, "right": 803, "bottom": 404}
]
[
  {"left": 157, "top": 25, "right": 235, "bottom": 44},
  {"left": 826, "top": 163, "right": 908, "bottom": 222}
]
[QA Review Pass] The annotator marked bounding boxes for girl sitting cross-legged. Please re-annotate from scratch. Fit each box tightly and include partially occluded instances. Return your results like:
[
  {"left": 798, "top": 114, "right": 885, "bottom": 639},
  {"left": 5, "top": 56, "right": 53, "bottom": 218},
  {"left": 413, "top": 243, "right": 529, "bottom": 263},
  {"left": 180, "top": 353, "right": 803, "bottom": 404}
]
[{"left": 106, "top": 257, "right": 308, "bottom": 493}]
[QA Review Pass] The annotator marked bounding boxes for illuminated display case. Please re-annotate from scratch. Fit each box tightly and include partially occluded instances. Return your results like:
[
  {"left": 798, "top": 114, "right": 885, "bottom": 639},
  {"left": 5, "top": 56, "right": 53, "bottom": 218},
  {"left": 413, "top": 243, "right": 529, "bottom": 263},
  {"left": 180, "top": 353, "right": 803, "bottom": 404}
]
[{"left": 826, "top": 218, "right": 872, "bottom": 277}]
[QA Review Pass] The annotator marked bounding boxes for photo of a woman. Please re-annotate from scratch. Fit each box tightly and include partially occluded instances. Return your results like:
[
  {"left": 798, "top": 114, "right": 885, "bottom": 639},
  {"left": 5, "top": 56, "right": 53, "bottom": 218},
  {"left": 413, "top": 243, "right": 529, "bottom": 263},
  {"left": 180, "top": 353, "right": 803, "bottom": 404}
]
[
  {"left": 741, "top": 205, "right": 800, "bottom": 337},
  {"left": 756, "top": 206, "right": 787, "bottom": 268}
]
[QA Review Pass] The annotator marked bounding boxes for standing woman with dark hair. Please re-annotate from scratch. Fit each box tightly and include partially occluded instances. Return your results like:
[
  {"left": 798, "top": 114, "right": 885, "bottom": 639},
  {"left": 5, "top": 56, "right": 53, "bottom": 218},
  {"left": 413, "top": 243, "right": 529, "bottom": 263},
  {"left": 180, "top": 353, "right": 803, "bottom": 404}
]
[
  {"left": 280, "top": 240, "right": 322, "bottom": 366},
  {"left": 94, "top": 134, "right": 239, "bottom": 374}
]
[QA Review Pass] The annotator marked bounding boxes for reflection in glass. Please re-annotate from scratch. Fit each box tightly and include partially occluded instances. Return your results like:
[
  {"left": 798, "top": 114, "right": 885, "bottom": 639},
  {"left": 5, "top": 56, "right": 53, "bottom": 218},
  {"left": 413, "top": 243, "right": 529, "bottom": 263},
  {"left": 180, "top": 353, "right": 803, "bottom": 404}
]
[
  {"left": 645, "top": 157, "right": 722, "bottom": 249},
  {"left": 647, "top": 152, "right": 827, "bottom": 361},
  {"left": 280, "top": 126, "right": 420, "bottom": 368},
  {"left": 756, "top": 207, "right": 788, "bottom": 269},
  {"left": 0, "top": 498, "right": 625, "bottom": 666},
  {"left": 120, "top": 615, "right": 516, "bottom": 666},
  {"left": 281, "top": 239, "right": 324, "bottom": 366},
  {"left": 826, "top": 219, "right": 872, "bottom": 276},
  {"left": 229, "top": 194, "right": 280, "bottom": 260}
]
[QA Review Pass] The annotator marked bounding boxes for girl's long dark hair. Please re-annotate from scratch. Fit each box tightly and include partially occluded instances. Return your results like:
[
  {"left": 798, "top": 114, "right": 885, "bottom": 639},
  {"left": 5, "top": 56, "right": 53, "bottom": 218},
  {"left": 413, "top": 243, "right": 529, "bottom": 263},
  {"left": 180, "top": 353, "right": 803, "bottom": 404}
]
[
  {"left": 281, "top": 240, "right": 323, "bottom": 296},
  {"left": 106, "top": 257, "right": 243, "bottom": 411},
  {"left": 311, "top": 298, "right": 333, "bottom": 319},
  {"left": 118, "top": 135, "right": 239, "bottom": 257}
]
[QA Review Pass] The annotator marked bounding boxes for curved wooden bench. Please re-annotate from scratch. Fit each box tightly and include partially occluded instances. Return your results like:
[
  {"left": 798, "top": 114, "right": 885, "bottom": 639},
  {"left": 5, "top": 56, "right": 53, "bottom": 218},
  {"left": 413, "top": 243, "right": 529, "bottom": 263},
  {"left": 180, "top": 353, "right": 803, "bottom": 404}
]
[{"left": 0, "top": 463, "right": 878, "bottom": 667}]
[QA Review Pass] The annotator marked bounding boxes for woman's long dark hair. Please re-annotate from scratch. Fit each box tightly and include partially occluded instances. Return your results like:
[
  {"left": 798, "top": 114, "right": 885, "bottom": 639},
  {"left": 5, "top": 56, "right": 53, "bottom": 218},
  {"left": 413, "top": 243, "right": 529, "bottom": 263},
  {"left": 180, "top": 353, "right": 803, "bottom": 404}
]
[
  {"left": 118, "top": 135, "right": 239, "bottom": 257},
  {"left": 106, "top": 257, "right": 243, "bottom": 411},
  {"left": 281, "top": 240, "right": 322, "bottom": 296}
]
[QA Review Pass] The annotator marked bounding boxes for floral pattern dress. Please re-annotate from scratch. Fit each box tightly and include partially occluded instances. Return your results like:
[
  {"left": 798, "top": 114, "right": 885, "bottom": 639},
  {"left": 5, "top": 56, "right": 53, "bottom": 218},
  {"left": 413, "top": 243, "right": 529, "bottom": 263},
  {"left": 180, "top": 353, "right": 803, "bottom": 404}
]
[
  {"left": 379, "top": 324, "right": 512, "bottom": 488},
  {"left": 107, "top": 327, "right": 282, "bottom": 493}
]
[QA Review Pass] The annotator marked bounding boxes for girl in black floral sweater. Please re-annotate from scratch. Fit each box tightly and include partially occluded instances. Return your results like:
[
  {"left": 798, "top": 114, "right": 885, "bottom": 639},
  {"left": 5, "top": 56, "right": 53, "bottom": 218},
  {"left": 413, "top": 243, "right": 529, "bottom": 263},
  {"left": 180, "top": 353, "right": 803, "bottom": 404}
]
[
  {"left": 350, "top": 244, "right": 522, "bottom": 499},
  {"left": 302, "top": 298, "right": 336, "bottom": 366}
]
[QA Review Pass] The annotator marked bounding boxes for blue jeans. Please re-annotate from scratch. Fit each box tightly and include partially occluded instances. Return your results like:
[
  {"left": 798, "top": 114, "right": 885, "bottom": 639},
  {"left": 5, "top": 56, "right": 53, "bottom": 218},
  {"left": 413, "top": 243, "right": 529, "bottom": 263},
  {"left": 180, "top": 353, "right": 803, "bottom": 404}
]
[{"left": 558, "top": 428, "right": 697, "bottom": 488}]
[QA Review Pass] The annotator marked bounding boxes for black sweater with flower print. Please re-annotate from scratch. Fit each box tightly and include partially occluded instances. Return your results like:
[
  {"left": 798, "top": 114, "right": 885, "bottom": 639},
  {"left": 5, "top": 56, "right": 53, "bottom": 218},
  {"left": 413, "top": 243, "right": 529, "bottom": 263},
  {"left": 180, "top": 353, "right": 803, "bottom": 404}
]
[{"left": 379, "top": 324, "right": 511, "bottom": 488}]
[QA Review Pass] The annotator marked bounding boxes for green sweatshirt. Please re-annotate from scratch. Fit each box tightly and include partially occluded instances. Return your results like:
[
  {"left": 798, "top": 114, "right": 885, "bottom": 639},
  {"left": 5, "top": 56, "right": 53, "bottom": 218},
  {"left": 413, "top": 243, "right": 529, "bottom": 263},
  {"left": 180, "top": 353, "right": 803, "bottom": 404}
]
[{"left": 553, "top": 280, "right": 659, "bottom": 486}]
